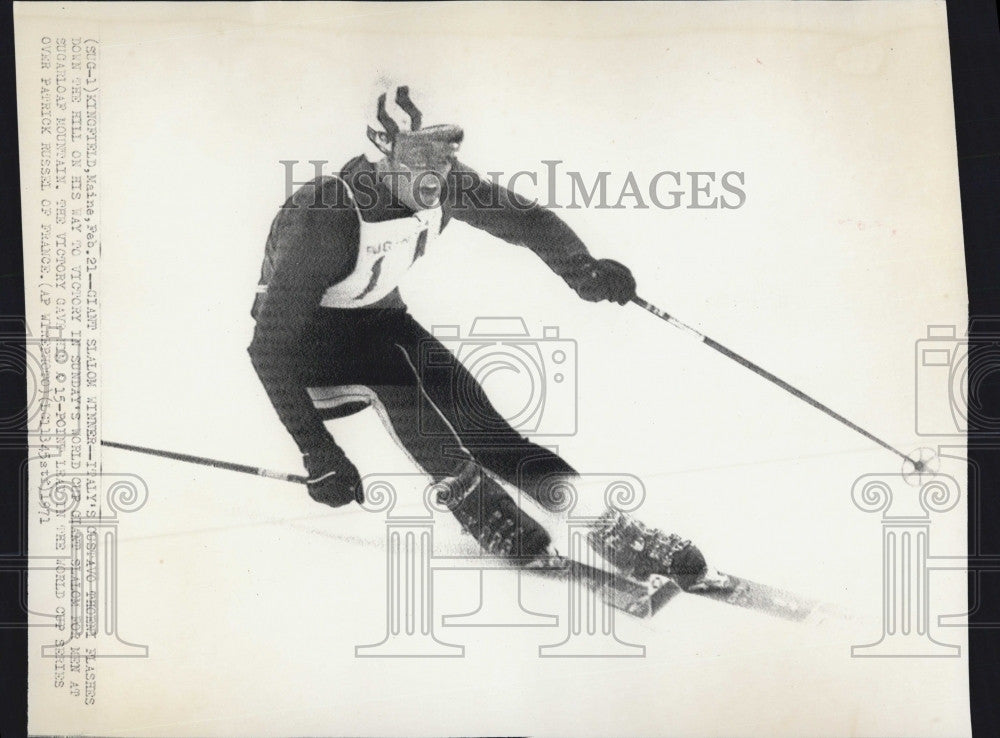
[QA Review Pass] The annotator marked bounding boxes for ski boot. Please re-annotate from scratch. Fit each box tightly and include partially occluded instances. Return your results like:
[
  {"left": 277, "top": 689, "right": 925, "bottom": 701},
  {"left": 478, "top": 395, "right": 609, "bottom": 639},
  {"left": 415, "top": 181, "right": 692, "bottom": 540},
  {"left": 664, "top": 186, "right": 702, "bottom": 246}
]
[
  {"left": 436, "top": 461, "right": 551, "bottom": 560},
  {"left": 587, "top": 508, "right": 712, "bottom": 591}
]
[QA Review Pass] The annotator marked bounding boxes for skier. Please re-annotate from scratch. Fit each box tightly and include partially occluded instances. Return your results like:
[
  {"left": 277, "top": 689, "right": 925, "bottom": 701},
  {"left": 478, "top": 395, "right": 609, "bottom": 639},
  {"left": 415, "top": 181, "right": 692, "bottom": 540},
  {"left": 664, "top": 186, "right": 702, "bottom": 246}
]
[{"left": 248, "top": 85, "right": 709, "bottom": 590}]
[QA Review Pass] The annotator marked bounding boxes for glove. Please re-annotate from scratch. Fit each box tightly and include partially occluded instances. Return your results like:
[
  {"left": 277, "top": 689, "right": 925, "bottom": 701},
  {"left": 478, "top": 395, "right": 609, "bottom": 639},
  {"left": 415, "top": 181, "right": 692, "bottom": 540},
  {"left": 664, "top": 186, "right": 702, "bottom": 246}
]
[
  {"left": 575, "top": 259, "right": 636, "bottom": 305},
  {"left": 303, "top": 448, "right": 363, "bottom": 507}
]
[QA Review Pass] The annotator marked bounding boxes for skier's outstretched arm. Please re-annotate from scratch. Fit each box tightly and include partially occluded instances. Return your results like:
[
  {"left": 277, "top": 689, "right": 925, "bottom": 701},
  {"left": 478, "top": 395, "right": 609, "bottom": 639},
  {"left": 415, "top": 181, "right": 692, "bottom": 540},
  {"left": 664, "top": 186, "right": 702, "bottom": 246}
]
[{"left": 446, "top": 162, "right": 636, "bottom": 305}]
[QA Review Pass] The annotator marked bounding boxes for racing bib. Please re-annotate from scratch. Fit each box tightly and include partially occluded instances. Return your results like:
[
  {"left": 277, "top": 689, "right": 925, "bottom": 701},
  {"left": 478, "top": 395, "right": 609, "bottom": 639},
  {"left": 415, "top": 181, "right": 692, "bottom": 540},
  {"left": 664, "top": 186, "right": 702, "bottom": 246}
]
[{"left": 319, "top": 177, "right": 443, "bottom": 308}]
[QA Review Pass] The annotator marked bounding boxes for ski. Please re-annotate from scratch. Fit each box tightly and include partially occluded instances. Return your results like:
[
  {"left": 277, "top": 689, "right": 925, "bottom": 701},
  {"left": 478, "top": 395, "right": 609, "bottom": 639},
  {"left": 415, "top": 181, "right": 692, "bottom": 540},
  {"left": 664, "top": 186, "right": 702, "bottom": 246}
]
[
  {"left": 525, "top": 555, "right": 842, "bottom": 623},
  {"left": 525, "top": 554, "right": 674, "bottom": 619},
  {"left": 684, "top": 571, "right": 846, "bottom": 623}
]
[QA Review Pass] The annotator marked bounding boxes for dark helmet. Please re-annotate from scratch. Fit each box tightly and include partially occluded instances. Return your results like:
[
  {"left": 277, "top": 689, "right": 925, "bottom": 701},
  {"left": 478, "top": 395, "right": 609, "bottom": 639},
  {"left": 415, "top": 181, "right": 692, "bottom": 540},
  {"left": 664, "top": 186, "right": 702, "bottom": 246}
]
[{"left": 366, "top": 85, "right": 463, "bottom": 167}]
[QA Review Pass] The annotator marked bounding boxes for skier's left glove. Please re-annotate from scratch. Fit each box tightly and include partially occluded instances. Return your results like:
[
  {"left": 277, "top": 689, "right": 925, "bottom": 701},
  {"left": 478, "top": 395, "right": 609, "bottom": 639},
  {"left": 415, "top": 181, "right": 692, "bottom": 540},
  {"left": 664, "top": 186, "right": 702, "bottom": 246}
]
[
  {"left": 575, "top": 259, "right": 636, "bottom": 305},
  {"left": 304, "top": 449, "right": 364, "bottom": 508}
]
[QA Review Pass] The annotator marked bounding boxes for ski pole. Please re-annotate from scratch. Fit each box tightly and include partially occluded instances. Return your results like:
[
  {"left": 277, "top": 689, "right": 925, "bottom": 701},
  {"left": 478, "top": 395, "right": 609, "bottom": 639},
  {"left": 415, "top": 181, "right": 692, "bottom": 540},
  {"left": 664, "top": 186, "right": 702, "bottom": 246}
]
[
  {"left": 101, "top": 439, "right": 308, "bottom": 484},
  {"left": 630, "top": 295, "right": 926, "bottom": 471}
]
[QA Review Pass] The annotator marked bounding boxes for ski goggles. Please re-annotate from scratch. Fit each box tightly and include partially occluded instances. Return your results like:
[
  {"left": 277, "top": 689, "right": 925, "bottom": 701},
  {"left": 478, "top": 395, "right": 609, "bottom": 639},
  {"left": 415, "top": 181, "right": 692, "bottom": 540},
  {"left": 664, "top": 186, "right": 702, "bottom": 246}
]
[{"left": 392, "top": 124, "right": 464, "bottom": 170}]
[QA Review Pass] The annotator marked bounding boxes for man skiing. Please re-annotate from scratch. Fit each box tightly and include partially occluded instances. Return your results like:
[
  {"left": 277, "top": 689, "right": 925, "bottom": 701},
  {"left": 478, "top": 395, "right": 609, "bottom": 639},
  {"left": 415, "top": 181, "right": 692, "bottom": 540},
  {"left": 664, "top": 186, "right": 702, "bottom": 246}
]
[{"left": 248, "top": 85, "right": 709, "bottom": 590}]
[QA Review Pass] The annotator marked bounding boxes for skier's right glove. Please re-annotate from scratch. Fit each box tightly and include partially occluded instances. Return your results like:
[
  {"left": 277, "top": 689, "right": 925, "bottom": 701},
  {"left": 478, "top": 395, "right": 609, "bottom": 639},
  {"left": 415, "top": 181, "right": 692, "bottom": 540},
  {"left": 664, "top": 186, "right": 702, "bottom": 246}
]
[
  {"left": 303, "top": 448, "right": 363, "bottom": 507},
  {"left": 575, "top": 259, "right": 637, "bottom": 306}
]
